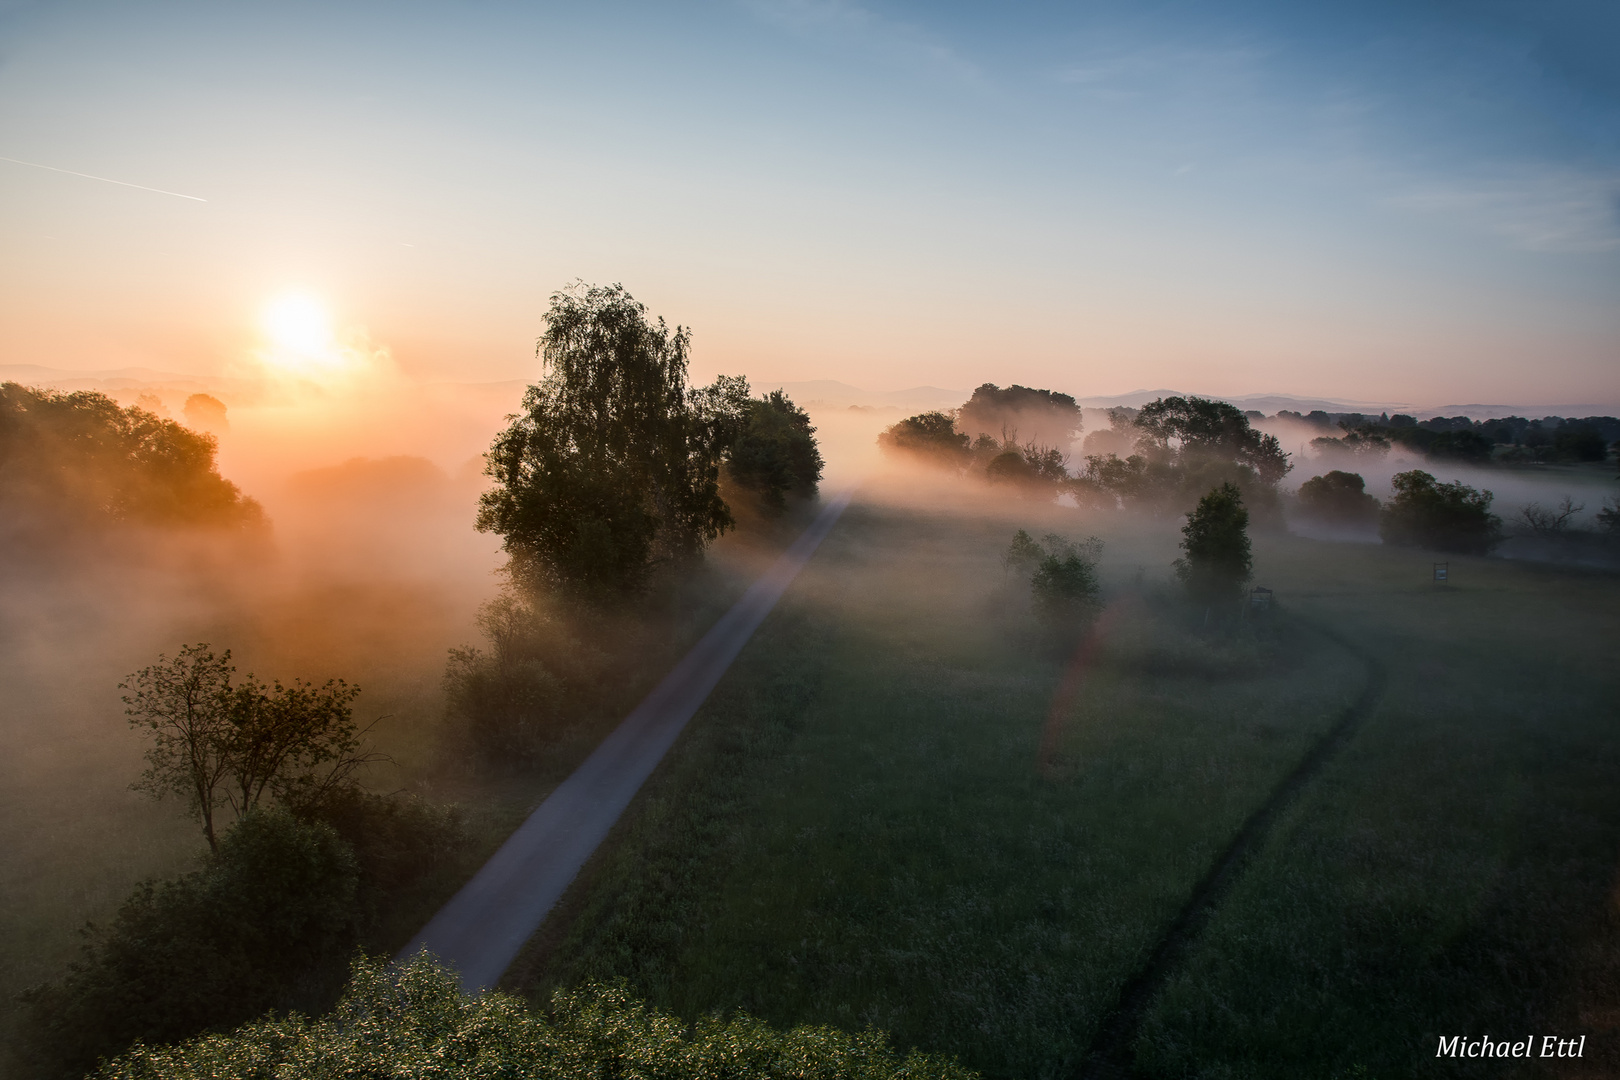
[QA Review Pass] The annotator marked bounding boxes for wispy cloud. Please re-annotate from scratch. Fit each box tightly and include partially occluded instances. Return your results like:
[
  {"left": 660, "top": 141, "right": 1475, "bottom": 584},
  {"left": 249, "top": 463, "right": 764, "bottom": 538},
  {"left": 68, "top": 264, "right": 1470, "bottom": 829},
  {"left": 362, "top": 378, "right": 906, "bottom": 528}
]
[
  {"left": 1389, "top": 169, "right": 1620, "bottom": 254},
  {"left": 741, "top": 0, "right": 986, "bottom": 87}
]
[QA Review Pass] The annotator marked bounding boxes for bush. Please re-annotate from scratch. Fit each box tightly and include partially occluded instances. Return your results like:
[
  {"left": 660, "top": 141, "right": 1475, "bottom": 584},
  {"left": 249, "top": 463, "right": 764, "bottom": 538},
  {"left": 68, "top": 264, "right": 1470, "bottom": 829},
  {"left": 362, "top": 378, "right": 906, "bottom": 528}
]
[
  {"left": 21, "top": 811, "right": 359, "bottom": 1079},
  {"left": 1005, "top": 531, "right": 1103, "bottom": 619},
  {"left": 96, "top": 954, "right": 978, "bottom": 1080},
  {"left": 1296, "top": 470, "right": 1380, "bottom": 525},
  {"left": 1379, "top": 470, "right": 1502, "bottom": 554}
]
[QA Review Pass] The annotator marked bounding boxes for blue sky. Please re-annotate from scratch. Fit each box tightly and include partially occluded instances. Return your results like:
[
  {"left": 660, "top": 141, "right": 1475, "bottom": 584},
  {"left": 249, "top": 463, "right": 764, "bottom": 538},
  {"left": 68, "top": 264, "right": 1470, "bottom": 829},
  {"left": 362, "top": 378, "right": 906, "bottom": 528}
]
[{"left": 0, "top": 0, "right": 1615, "bottom": 405}]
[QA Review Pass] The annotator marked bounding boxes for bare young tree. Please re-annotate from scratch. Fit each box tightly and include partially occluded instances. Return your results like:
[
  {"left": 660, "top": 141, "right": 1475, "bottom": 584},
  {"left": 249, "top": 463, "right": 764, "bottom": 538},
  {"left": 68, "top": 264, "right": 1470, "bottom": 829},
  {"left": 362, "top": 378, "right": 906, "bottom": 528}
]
[
  {"left": 1517, "top": 496, "right": 1585, "bottom": 536},
  {"left": 123, "top": 645, "right": 237, "bottom": 852},
  {"left": 124, "top": 645, "right": 381, "bottom": 851}
]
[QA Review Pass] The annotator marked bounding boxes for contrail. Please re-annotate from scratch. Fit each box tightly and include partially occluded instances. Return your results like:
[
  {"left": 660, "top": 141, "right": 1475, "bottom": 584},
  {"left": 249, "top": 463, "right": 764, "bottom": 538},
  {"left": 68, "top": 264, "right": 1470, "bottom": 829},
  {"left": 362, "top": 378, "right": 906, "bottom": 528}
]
[{"left": 0, "top": 155, "right": 206, "bottom": 202}]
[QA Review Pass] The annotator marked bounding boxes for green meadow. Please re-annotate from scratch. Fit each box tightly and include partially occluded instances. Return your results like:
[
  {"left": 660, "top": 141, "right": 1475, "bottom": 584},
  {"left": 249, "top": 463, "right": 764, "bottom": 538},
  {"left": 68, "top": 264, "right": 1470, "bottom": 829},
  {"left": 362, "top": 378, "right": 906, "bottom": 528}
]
[{"left": 514, "top": 487, "right": 1620, "bottom": 1079}]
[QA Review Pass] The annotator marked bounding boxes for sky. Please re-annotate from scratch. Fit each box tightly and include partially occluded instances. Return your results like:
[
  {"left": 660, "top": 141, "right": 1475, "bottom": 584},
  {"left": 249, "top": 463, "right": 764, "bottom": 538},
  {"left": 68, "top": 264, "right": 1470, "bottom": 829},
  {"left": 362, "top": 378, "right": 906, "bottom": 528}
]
[{"left": 0, "top": 0, "right": 1616, "bottom": 407}]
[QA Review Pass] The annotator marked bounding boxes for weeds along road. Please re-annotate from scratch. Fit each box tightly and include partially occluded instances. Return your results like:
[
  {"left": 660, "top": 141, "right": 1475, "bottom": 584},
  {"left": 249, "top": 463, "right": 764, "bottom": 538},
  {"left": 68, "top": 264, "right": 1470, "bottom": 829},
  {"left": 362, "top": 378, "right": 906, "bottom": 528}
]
[{"left": 401, "top": 490, "right": 855, "bottom": 992}]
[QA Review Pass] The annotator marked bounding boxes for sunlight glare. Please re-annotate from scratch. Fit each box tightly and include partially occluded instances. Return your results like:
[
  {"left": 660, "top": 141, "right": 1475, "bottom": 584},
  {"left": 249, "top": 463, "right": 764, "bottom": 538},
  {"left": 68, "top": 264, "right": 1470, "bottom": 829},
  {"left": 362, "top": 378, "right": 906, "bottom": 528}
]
[{"left": 263, "top": 293, "right": 334, "bottom": 356}]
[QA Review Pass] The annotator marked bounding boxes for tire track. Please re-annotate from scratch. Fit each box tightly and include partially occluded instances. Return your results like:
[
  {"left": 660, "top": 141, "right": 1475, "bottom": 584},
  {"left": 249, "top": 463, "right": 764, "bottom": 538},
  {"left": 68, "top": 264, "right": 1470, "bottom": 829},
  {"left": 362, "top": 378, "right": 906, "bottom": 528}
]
[{"left": 1077, "top": 620, "right": 1387, "bottom": 1079}]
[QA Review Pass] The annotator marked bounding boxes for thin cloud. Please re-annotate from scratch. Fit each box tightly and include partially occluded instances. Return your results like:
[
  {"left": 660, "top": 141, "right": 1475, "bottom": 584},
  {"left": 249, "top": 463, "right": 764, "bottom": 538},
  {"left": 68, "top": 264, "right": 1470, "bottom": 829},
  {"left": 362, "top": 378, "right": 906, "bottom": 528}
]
[
  {"left": 1389, "top": 169, "right": 1620, "bottom": 253},
  {"left": 741, "top": 0, "right": 987, "bottom": 87}
]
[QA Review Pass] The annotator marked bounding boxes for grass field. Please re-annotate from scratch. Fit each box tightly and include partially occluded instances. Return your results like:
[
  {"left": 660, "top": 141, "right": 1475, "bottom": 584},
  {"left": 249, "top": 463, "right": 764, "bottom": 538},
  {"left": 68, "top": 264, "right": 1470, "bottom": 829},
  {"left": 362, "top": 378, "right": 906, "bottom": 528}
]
[{"left": 513, "top": 485, "right": 1620, "bottom": 1079}]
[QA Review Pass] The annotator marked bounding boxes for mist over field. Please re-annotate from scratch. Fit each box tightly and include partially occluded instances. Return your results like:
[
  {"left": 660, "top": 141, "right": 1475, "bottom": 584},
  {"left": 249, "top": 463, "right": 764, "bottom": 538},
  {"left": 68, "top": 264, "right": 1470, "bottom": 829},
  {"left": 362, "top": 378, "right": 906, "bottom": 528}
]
[{"left": 3, "top": 0, "right": 1618, "bottom": 1074}]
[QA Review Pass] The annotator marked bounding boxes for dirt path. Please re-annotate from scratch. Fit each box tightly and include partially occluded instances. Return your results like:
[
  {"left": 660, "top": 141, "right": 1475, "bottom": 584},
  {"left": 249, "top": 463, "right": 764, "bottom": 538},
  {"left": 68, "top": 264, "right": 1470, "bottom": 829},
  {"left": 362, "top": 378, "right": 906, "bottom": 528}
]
[{"left": 400, "top": 491, "right": 854, "bottom": 992}]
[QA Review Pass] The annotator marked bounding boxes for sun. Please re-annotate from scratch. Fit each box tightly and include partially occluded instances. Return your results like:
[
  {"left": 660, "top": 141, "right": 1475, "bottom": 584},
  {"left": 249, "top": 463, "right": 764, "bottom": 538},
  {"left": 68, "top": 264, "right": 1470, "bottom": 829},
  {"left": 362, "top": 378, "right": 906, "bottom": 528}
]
[{"left": 262, "top": 292, "right": 334, "bottom": 356}]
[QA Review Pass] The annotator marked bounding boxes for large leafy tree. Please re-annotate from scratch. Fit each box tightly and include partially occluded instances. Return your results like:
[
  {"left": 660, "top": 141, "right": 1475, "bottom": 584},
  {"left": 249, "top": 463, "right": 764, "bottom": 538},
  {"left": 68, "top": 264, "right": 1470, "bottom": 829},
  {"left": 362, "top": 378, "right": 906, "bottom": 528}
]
[
  {"left": 478, "top": 284, "right": 743, "bottom": 598},
  {"left": 726, "top": 389, "right": 824, "bottom": 511},
  {"left": 1135, "top": 395, "right": 1292, "bottom": 485},
  {"left": 1296, "top": 470, "right": 1380, "bottom": 525},
  {"left": 955, "top": 383, "right": 1081, "bottom": 448},
  {"left": 877, "top": 411, "right": 970, "bottom": 466},
  {"left": 1379, "top": 469, "right": 1502, "bottom": 554},
  {"left": 1175, "top": 482, "right": 1254, "bottom": 606}
]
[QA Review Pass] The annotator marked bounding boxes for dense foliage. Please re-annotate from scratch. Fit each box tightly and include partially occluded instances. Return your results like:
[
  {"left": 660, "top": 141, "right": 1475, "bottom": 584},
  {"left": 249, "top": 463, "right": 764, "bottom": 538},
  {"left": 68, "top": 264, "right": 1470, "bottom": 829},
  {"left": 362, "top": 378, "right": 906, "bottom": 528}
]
[
  {"left": 22, "top": 812, "right": 360, "bottom": 1079},
  {"left": 22, "top": 801, "right": 466, "bottom": 1080},
  {"left": 0, "top": 382, "right": 261, "bottom": 537},
  {"left": 1284, "top": 408, "right": 1620, "bottom": 465},
  {"left": 1379, "top": 470, "right": 1503, "bottom": 554},
  {"left": 954, "top": 383, "right": 1081, "bottom": 448},
  {"left": 727, "top": 389, "right": 824, "bottom": 511},
  {"left": 95, "top": 954, "right": 975, "bottom": 1080},
  {"left": 1295, "top": 470, "right": 1380, "bottom": 526},
  {"left": 1175, "top": 482, "right": 1254, "bottom": 606},
  {"left": 877, "top": 411, "right": 970, "bottom": 466},
  {"left": 477, "top": 284, "right": 745, "bottom": 599},
  {"left": 1134, "top": 396, "right": 1292, "bottom": 486}
]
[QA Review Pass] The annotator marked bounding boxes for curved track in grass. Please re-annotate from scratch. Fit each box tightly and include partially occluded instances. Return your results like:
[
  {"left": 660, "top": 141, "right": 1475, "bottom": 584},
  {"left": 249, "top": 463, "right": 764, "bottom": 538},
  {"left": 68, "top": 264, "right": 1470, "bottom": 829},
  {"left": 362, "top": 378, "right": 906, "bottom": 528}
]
[
  {"left": 1077, "top": 620, "right": 1388, "bottom": 1080},
  {"left": 401, "top": 491, "right": 854, "bottom": 993}
]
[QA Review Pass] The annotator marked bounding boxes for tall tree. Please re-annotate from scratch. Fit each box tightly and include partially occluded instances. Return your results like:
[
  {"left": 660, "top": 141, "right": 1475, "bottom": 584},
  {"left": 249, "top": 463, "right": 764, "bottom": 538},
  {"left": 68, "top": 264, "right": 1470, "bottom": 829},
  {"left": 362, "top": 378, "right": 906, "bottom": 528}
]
[
  {"left": 1175, "top": 482, "right": 1254, "bottom": 607},
  {"left": 477, "top": 284, "right": 744, "bottom": 598}
]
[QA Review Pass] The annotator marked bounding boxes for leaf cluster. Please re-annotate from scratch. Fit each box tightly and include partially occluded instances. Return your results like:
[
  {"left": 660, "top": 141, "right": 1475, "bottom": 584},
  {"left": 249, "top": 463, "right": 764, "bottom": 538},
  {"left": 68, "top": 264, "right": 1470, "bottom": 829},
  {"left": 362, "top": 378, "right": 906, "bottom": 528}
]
[
  {"left": 95, "top": 954, "right": 977, "bottom": 1080},
  {"left": 1005, "top": 530, "right": 1104, "bottom": 618},
  {"left": 877, "top": 410, "right": 970, "bottom": 466}
]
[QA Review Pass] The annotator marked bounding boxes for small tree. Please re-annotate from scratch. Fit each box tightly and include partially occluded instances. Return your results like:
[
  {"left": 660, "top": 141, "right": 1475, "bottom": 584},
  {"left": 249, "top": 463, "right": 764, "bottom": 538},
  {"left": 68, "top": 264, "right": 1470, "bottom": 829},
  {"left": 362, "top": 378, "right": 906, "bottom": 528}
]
[
  {"left": 1379, "top": 470, "right": 1502, "bottom": 554},
  {"left": 1176, "top": 482, "right": 1253, "bottom": 607},
  {"left": 726, "top": 389, "right": 824, "bottom": 511},
  {"left": 1517, "top": 496, "right": 1584, "bottom": 536},
  {"left": 124, "top": 645, "right": 374, "bottom": 851}
]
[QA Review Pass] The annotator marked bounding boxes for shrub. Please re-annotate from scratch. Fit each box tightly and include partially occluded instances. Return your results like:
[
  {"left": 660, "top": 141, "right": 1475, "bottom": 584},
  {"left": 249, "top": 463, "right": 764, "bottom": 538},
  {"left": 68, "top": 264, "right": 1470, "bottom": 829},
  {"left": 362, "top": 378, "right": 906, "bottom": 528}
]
[
  {"left": 1379, "top": 470, "right": 1502, "bottom": 554},
  {"left": 21, "top": 811, "right": 359, "bottom": 1079},
  {"left": 95, "top": 954, "right": 978, "bottom": 1080}
]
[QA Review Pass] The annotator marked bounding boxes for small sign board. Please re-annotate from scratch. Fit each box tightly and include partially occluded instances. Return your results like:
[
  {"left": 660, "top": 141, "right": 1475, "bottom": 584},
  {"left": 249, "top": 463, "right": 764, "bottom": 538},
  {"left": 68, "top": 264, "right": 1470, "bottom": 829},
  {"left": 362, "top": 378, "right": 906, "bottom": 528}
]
[{"left": 1433, "top": 562, "right": 1449, "bottom": 583}]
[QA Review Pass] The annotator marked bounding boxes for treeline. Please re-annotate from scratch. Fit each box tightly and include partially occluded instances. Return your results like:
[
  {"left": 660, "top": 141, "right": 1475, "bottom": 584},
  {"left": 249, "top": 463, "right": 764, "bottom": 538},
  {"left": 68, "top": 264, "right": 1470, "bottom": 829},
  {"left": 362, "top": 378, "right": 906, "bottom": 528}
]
[
  {"left": 1285, "top": 408, "right": 1619, "bottom": 465},
  {"left": 880, "top": 388, "right": 1292, "bottom": 519},
  {"left": 0, "top": 382, "right": 263, "bottom": 547}
]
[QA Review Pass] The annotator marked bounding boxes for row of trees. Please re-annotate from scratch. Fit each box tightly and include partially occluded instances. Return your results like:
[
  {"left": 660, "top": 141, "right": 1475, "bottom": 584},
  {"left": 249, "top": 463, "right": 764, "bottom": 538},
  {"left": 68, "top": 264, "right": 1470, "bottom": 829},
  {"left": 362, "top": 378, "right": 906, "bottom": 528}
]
[
  {"left": 1303, "top": 411, "right": 1617, "bottom": 466},
  {"left": 880, "top": 393, "right": 1292, "bottom": 516},
  {"left": 0, "top": 382, "right": 262, "bottom": 541}
]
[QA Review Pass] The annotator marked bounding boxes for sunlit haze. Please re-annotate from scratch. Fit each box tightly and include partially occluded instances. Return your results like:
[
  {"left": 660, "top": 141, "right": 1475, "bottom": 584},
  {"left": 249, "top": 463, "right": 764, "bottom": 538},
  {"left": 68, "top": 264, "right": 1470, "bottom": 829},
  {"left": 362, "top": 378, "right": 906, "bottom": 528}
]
[{"left": 0, "top": 1, "right": 1616, "bottom": 407}]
